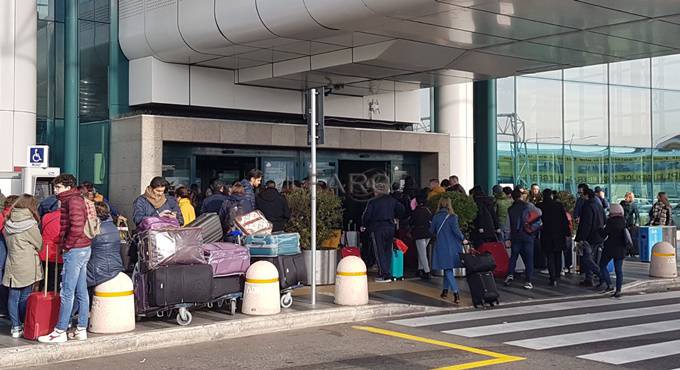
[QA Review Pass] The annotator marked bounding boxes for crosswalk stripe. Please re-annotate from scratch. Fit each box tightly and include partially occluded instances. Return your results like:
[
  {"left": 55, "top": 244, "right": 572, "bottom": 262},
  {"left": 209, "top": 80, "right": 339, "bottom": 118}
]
[
  {"left": 442, "top": 303, "right": 680, "bottom": 338},
  {"left": 506, "top": 318, "right": 680, "bottom": 350},
  {"left": 390, "top": 291, "right": 680, "bottom": 327},
  {"left": 578, "top": 339, "right": 680, "bottom": 365}
]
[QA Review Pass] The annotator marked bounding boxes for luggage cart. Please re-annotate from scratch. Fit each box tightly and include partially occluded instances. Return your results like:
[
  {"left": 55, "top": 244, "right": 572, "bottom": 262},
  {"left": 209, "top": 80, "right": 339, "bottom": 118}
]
[
  {"left": 208, "top": 292, "right": 242, "bottom": 316},
  {"left": 280, "top": 283, "right": 303, "bottom": 309}
]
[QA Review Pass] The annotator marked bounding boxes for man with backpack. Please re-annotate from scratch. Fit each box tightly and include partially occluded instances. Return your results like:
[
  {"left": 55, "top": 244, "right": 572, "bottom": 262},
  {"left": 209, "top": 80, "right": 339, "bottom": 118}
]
[
  {"left": 505, "top": 188, "right": 542, "bottom": 290},
  {"left": 39, "top": 174, "right": 94, "bottom": 343}
]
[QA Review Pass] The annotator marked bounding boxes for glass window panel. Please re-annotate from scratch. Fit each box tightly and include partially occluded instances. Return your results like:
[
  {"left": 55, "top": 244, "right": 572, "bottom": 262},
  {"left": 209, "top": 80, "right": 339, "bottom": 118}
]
[
  {"left": 653, "top": 149, "right": 680, "bottom": 225},
  {"left": 94, "top": 0, "right": 110, "bottom": 23},
  {"left": 496, "top": 76, "right": 515, "bottom": 115},
  {"left": 523, "top": 70, "right": 562, "bottom": 80},
  {"left": 37, "top": 20, "right": 51, "bottom": 119},
  {"left": 79, "top": 0, "right": 94, "bottom": 21},
  {"left": 516, "top": 76, "right": 563, "bottom": 144},
  {"left": 652, "top": 54, "right": 680, "bottom": 90},
  {"left": 55, "top": 22, "right": 64, "bottom": 119},
  {"left": 38, "top": 0, "right": 64, "bottom": 21},
  {"left": 79, "top": 20, "right": 109, "bottom": 122},
  {"left": 610, "top": 147, "right": 652, "bottom": 205},
  {"left": 497, "top": 141, "right": 515, "bottom": 185},
  {"left": 563, "top": 64, "right": 607, "bottom": 84},
  {"left": 564, "top": 145, "right": 610, "bottom": 193},
  {"left": 652, "top": 89, "right": 680, "bottom": 148},
  {"left": 79, "top": 121, "right": 109, "bottom": 194},
  {"left": 564, "top": 81, "right": 608, "bottom": 146},
  {"left": 609, "top": 58, "right": 651, "bottom": 88},
  {"left": 526, "top": 143, "right": 563, "bottom": 191},
  {"left": 609, "top": 86, "right": 651, "bottom": 147}
]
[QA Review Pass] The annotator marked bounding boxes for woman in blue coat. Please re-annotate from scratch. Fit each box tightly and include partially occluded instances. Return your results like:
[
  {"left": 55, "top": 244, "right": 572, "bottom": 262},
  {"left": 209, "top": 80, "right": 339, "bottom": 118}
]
[
  {"left": 430, "top": 197, "right": 467, "bottom": 303},
  {"left": 87, "top": 202, "right": 124, "bottom": 288}
]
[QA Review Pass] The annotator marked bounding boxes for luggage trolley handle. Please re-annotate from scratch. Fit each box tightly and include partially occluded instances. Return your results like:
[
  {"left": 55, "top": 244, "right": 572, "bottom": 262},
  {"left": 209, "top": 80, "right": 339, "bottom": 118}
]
[{"left": 43, "top": 240, "right": 59, "bottom": 297}]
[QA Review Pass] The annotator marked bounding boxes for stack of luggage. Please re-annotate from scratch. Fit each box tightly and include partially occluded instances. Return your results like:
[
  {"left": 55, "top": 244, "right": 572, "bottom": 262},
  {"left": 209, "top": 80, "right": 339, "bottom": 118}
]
[{"left": 461, "top": 251, "right": 500, "bottom": 309}]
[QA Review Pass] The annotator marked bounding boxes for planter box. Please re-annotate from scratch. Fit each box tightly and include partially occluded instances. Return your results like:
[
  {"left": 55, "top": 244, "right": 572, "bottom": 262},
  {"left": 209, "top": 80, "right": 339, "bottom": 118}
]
[{"left": 303, "top": 249, "right": 338, "bottom": 286}]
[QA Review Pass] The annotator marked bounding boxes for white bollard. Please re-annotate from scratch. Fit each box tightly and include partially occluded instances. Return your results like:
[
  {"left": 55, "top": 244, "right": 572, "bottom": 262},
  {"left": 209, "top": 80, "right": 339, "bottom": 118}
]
[
  {"left": 242, "top": 261, "right": 281, "bottom": 315},
  {"left": 650, "top": 241, "right": 678, "bottom": 278},
  {"left": 334, "top": 256, "right": 369, "bottom": 306},
  {"left": 89, "top": 272, "right": 136, "bottom": 333}
]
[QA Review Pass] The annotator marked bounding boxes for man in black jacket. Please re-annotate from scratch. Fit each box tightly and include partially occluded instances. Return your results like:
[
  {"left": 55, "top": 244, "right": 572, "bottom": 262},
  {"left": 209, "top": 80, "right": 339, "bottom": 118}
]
[
  {"left": 362, "top": 183, "right": 406, "bottom": 283},
  {"left": 537, "top": 189, "right": 570, "bottom": 286},
  {"left": 575, "top": 188, "right": 605, "bottom": 287},
  {"left": 256, "top": 181, "right": 291, "bottom": 232},
  {"left": 201, "top": 179, "right": 229, "bottom": 215}
]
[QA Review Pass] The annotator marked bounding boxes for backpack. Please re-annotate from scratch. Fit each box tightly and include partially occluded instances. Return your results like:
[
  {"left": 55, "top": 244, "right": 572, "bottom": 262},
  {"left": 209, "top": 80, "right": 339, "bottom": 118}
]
[
  {"left": 83, "top": 196, "right": 102, "bottom": 239},
  {"left": 523, "top": 207, "right": 542, "bottom": 235}
]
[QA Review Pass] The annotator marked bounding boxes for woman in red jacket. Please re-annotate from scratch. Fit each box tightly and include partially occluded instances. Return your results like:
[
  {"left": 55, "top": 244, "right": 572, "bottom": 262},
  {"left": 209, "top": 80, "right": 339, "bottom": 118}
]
[{"left": 38, "top": 196, "right": 63, "bottom": 291}]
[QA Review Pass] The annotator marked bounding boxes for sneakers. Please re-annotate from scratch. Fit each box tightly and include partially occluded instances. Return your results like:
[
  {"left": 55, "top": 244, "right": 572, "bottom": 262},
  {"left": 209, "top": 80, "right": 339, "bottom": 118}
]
[
  {"left": 523, "top": 282, "right": 533, "bottom": 290},
  {"left": 504, "top": 275, "right": 514, "bottom": 286},
  {"left": 38, "top": 329, "right": 67, "bottom": 344},
  {"left": 67, "top": 327, "right": 88, "bottom": 341},
  {"left": 10, "top": 326, "right": 23, "bottom": 339},
  {"left": 374, "top": 277, "right": 392, "bottom": 283},
  {"left": 612, "top": 291, "right": 622, "bottom": 298}
]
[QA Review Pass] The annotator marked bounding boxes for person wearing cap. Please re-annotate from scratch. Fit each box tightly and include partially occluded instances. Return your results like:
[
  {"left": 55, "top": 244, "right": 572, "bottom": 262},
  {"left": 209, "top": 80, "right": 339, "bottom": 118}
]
[
  {"left": 598, "top": 203, "right": 627, "bottom": 298},
  {"left": 593, "top": 186, "right": 609, "bottom": 214},
  {"left": 361, "top": 182, "right": 406, "bottom": 283}
]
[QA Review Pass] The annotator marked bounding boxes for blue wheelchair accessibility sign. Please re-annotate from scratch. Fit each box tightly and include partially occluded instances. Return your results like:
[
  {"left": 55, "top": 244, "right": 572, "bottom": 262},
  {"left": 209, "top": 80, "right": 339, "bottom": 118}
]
[{"left": 27, "top": 146, "right": 49, "bottom": 168}]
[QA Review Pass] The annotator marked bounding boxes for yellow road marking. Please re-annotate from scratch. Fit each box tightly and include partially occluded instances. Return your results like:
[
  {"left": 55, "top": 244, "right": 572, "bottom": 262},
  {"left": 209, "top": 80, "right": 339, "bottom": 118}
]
[{"left": 353, "top": 326, "right": 525, "bottom": 370}]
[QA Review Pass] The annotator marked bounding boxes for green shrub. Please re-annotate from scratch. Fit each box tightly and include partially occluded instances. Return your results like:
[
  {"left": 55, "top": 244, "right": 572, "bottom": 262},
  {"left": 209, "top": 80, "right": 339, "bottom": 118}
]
[
  {"left": 284, "top": 189, "right": 343, "bottom": 249},
  {"left": 428, "top": 191, "right": 478, "bottom": 231},
  {"left": 556, "top": 191, "right": 577, "bottom": 213}
]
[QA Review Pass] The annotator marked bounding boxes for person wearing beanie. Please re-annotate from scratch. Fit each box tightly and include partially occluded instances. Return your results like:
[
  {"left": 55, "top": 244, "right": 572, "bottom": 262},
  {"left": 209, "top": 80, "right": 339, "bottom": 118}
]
[{"left": 598, "top": 203, "right": 627, "bottom": 298}]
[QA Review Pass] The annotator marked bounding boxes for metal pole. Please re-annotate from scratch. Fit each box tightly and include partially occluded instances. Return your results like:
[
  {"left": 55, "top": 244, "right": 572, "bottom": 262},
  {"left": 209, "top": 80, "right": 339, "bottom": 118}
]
[
  {"left": 64, "top": 0, "right": 79, "bottom": 176},
  {"left": 310, "top": 88, "right": 317, "bottom": 305}
]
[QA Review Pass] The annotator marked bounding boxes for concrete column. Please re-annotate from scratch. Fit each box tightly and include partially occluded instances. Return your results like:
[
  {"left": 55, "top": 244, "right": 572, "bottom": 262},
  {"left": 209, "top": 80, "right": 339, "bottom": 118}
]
[
  {"left": 434, "top": 82, "right": 474, "bottom": 191},
  {"left": 473, "top": 80, "right": 497, "bottom": 195},
  {"left": 0, "top": 0, "right": 37, "bottom": 173}
]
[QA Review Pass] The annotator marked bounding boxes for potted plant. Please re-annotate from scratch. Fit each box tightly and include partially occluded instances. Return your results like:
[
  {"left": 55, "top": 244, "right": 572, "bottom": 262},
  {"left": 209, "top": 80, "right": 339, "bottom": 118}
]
[
  {"left": 427, "top": 191, "right": 478, "bottom": 232},
  {"left": 285, "top": 188, "right": 343, "bottom": 285}
]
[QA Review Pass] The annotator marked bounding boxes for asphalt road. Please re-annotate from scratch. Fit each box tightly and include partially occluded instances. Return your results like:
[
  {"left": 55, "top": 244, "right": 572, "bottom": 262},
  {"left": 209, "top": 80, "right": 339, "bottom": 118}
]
[{"left": 23, "top": 290, "right": 680, "bottom": 370}]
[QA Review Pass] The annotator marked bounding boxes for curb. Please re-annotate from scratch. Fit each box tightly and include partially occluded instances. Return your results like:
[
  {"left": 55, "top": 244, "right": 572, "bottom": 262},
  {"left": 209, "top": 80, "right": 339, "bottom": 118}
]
[
  {"left": 1, "top": 303, "right": 447, "bottom": 369},
  {"left": 622, "top": 277, "right": 680, "bottom": 294}
]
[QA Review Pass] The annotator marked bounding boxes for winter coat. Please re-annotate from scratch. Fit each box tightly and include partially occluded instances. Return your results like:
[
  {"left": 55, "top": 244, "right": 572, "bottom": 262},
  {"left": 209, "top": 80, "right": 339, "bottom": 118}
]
[
  {"left": 39, "top": 210, "right": 63, "bottom": 263},
  {"left": 255, "top": 188, "right": 290, "bottom": 232},
  {"left": 87, "top": 218, "right": 124, "bottom": 287},
  {"left": 218, "top": 193, "right": 254, "bottom": 233},
  {"left": 575, "top": 198, "right": 605, "bottom": 245},
  {"left": 426, "top": 186, "right": 446, "bottom": 201},
  {"left": 362, "top": 194, "right": 406, "bottom": 231},
  {"left": 537, "top": 199, "right": 570, "bottom": 253},
  {"left": 2, "top": 208, "right": 43, "bottom": 288},
  {"left": 620, "top": 200, "right": 640, "bottom": 227},
  {"left": 508, "top": 200, "right": 534, "bottom": 243},
  {"left": 178, "top": 198, "right": 196, "bottom": 225},
  {"left": 410, "top": 205, "right": 433, "bottom": 240},
  {"left": 58, "top": 188, "right": 91, "bottom": 249},
  {"left": 600, "top": 215, "right": 627, "bottom": 261},
  {"left": 494, "top": 193, "right": 512, "bottom": 228},
  {"left": 132, "top": 194, "right": 183, "bottom": 227},
  {"left": 201, "top": 193, "right": 229, "bottom": 215},
  {"left": 471, "top": 195, "right": 499, "bottom": 245},
  {"left": 650, "top": 201, "right": 673, "bottom": 226},
  {"left": 240, "top": 179, "right": 257, "bottom": 211},
  {"left": 391, "top": 191, "right": 412, "bottom": 227},
  {"left": 430, "top": 209, "right": 465, "bottom": 270}
]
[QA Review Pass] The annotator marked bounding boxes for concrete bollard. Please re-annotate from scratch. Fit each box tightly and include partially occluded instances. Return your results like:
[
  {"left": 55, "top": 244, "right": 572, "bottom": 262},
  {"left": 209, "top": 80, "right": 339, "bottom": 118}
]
[
  {"left": 334, "top": 256, "right": 369, "bottom": 306},
  {"left": 242, "top": 261, "right": 281, "bottom": 316},
  {"left": 89, "top": 272, "right": 136, "bottom": 334},
  {"left": 650, "top": 241, "right": 678, "bottom": 278}
]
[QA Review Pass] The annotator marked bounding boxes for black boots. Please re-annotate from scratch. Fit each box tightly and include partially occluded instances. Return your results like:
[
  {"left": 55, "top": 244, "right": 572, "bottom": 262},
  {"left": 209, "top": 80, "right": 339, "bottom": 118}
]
[{"left": 440, "top": 289, "right": 448, "bottom": 299}]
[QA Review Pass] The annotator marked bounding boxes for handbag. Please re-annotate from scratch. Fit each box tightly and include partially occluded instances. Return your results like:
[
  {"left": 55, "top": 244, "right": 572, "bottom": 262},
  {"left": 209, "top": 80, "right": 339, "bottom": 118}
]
[{"left": 623, "top": 227, "right": 633, "bottom": 249}]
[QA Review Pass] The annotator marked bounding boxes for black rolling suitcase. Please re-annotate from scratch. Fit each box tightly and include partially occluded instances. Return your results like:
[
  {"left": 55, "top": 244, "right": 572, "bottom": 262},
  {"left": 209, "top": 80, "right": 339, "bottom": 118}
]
[
  {"left": 252, "top": 253, "right": 306, "bottom": 290},
  {"left": 467, "top": 271, "right": 500, "bottom": 308},
  {"left": 185, "top": 212, "right": 223, "bottom": 243},
  {"left": 211, "top": 275, "right": 244, "bottom": 300},
  {"left": 148, "top": 264, "right": 213, "bottom": 306}
]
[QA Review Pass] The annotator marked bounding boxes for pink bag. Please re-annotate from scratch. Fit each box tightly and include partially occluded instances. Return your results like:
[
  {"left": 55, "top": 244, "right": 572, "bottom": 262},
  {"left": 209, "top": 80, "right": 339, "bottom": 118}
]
[
  {"left": 202, "top": 243, "right": 251, "bottom": 277},
  {"left": 138, "top": 216, "right": 180, "bottom": 233}
]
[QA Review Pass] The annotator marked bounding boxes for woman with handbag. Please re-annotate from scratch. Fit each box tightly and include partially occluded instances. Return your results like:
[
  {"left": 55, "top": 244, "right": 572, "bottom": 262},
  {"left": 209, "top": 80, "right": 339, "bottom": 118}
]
[
  {"left": 598, "top": 203, "right": 629, "bottom": 298},
  {"left": 430, "top": 197, "right": 468, "bottom": 303}
]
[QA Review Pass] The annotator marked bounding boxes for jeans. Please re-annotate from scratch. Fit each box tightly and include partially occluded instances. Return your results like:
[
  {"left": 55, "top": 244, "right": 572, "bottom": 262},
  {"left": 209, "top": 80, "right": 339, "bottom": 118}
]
[
  {"left": 0, "top": 236, "right": 7, "bottom": 315},
  {"left": 581, "top": 243, "right": 601, "bottom": 282},
  {"left": 415, "top": 238, "right": 431, "bottom": 273},
  {"left": 443, "top": 269, "right": 459, "bottom": 293},
  {"left": 7, "top": 285, "right": 32, "bottom": 328},
  {"left": 600, "top": 257, "right": 624, "bottom": 292},
  {"left": 563, "top": 240, "right": 573, "bottom": 270},
  {"left": 56, "top": 247, "right": 91, "bottom": 331},
  {"left": 509, "top": 239, "right": 534, "bottom": 283},
  {"left": 371, "top": 227, "right": 395, "bottom": 279}
]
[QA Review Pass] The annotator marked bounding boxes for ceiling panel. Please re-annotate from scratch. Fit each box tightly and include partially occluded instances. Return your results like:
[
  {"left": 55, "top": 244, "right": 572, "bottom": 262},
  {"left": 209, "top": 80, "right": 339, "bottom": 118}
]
[
  {"left": 366, "top": 19, "right": 512, "bottom": 49},
  {"left": 577, "top": 0, "right": 680, "bottom": 18},
  {"left": 531, "top": 31, "right": 675, "bottom": 58},
  {"left": 415, "top": 7, "right": 573, "bottom": 40},
  {"left": 593, "top": 20, "right": 680, "bottom": 50},
  {"left": 318, "top": 63, "right": 413, "bottom": 79},
  {"left": 481, "top": 41, "right": 622, "bottom": 67},
  {"left": 315, "top": 32, "right": 394, "bottom": 47},
  {"left": 470, "top": 0, "right": 643, "bottom": 29},
  {"left": 450, "top": 49, "right": 567, "bottom": 77},
  {"left": 388, "top": 71, "right": 473, "bottom": 87},
  {"left": 355, "top": 39, "right": 465, "bottom": 71},
  {"left": 660, "top": 15, "right": 680, "bottom": 25},
  {"left": 197, "top": 56, "right": 268, "bottom": 69},
  {"left": 236, "top": 49, "right": 306, "bottom": 63}
]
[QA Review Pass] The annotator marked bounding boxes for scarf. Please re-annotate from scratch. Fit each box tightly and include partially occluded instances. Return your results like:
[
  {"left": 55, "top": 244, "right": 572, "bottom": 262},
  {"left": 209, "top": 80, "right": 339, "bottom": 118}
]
[{"left": 144, "top": 186, "right": 167, "bottom": 209}]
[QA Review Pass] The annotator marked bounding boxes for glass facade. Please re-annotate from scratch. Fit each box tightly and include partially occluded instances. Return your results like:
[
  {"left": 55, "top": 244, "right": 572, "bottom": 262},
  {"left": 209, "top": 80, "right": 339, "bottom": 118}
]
[{"left": 497, "top": 55, "right": 680, "bottom": 222}]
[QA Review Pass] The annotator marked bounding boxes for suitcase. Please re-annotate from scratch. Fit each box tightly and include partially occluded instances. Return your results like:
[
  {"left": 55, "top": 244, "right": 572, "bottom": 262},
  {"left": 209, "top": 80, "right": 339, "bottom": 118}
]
[
  {"left": 148, "top": 264, "right": 213, "bottom": 306},
  {"left": 245, "top": 233, "right": 301, "bottom": 256},
  {"left": 247, "top": 244, "right": 279, "bottom": 256},
  {"left": 202, "top": 242, "right": 250, "bottom": 277},
  {"left": 24, "top": 244, "right": 60, "bottom": 340},
  {"left": 391, "top": 249, "right": 404, "bottom": 280},
  {"left": 138, "top": 216, "right": 180, "bottom": 233},
  {"left": 186, "top": 212, "right": 223, "bottom": 244},
  {"left": 235, "top": 210, "right": 273, "bottom": 236},
  {"left": 461, "top": 252, "right": 496, "bottom": 274},
  {"left": 133, "top": 267, "right": 155, "bottom": 315},
  {"left": 252, "top": 253, "right": 306, "bottom": 290},
  {"left": 466, "top": 271, "right": 500, "bottom": 308},
  {"left": 211, "top": 275, "right": 244, "bottom": 300},
  {"left": 140, "top": 227, "right": 205, "bottom": 270},
  {"left": 478, "top": 242, "right": 509, "bottom": 279}
]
